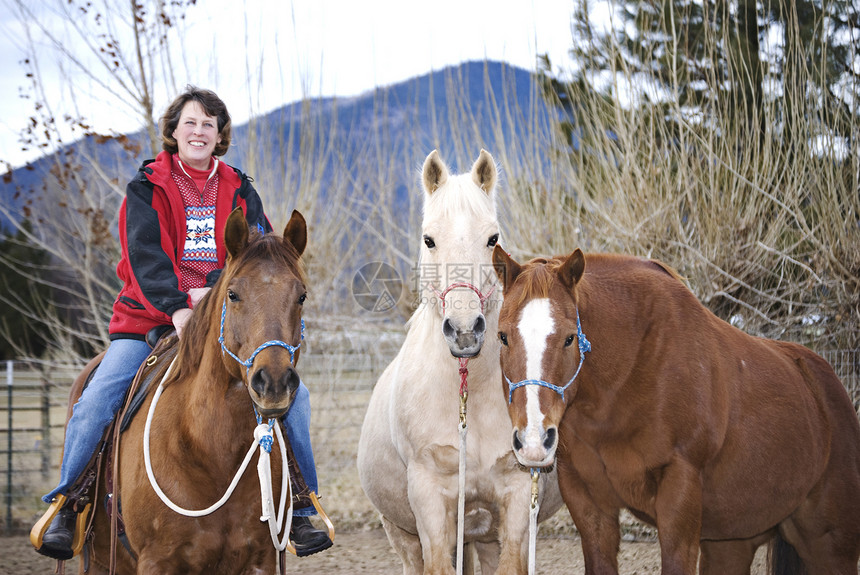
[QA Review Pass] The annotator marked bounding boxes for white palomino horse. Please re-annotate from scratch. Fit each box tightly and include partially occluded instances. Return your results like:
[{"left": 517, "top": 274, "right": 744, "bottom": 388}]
[{"left": 357, "top": 149, "right": 563, "bottom": 575}]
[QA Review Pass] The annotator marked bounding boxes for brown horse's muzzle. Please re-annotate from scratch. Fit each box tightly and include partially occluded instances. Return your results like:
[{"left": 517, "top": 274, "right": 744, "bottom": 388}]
[
  {"left": 512, "top": 425, "right": 558, "bottom": 468},
  {"left": 249, "top": 363, "right": 300, "bottom": 418}
]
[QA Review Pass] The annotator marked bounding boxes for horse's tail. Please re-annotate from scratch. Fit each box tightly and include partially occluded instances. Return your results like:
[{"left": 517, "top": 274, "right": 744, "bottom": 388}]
[{"left": 768, "top": 533, "right": 808, "bottom": 575}]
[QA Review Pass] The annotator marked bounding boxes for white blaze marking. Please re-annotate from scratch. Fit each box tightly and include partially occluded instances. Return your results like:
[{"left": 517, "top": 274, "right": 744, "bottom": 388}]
[{"left": 517, "top": 299, "right": 554, "bottom": 452}]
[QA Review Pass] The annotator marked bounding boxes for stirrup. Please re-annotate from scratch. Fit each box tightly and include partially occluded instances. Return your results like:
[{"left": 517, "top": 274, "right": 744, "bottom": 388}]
[
  {"left": 310, "top": 492, "right": 335, "bottom": 543},
  {"left": 286, "top": 492, "right": 335, "bottom": 556},
  {"left": 30, "top": 494, "right": 92, "bottom": 557}
]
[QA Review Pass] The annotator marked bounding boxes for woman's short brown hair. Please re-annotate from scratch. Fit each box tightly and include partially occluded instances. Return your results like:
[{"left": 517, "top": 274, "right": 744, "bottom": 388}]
[{"left": 159, "top": 86, "right": 232, "bottom": 157}]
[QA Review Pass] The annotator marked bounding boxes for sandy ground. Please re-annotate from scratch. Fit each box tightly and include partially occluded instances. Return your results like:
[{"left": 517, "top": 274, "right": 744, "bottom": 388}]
[{"left": 0, "top": 529, "right": 775, "bottom": 575}]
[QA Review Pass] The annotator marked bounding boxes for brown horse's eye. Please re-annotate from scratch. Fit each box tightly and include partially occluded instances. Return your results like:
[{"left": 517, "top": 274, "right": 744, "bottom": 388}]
[
  {"left": 564, "top": 335, "right": 575, "bottom": 347},
  {"left": 498, "top": 332, "right": 508, "bottom": 346},
  {"left": 298, "top": 293, "right": 307, "bottom": 305},
  {"left": 227, "top": 290, "right": 239, "bottom": 302}
]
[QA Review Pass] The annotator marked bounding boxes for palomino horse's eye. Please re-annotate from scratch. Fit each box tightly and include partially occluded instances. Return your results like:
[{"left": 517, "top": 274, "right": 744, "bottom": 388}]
[
  {"left": 498, "top": 332, "right": 508, "bottom": 346},
  {"left": 564, "top": 335, "right": 575, "bottom": 347},
  {"left": 423, "top": 235, "right": 436, "bottom": 249},
  {"left": 487, "top": 233, "right": 499, "bottom": 247},
  {"left": 298, "top": 293, "right": 307, "bottom": 305},
  {"left": 227, "top": 290, "right": 239, "bottom": 302}
]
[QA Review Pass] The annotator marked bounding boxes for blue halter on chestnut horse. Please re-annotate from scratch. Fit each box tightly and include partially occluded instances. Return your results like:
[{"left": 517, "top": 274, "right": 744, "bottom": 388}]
[
  {"left": 32, "top": 209, "right": 333, "bottom": 575},
  {"left": 493, "top": 245, "right": 860, "bottom": 574}
]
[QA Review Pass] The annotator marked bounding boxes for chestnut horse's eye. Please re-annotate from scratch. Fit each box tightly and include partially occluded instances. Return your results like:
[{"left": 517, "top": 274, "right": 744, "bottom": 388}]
[
  {"left": 564, "top": 334, "right": 575, "bottom": 347},
  {"left": 487, "top": 233, "right": 499, "bottom": 248},
  {"left": 498, "top": 332, "right": 508, "bottom": 346},
  {"left": 298, "top": 293, "right": 307, "bottom": 305},
  {"left": 227, "top": 290, "right": 239, "bottom": 302},
  {"left": 423, "top": 235, "right": 436, "bottom": 249}
]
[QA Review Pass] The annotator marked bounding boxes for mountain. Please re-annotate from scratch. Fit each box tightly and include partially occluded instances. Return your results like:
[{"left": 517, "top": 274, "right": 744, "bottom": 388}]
[{"left": 0, "top": 60, "right": 559, "bottom": 234}]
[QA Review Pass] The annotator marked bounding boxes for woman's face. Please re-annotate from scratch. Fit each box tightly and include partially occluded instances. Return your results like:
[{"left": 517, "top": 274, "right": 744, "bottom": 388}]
[{"left": 172, "top": 100, "right": 222, "bottom": 170}]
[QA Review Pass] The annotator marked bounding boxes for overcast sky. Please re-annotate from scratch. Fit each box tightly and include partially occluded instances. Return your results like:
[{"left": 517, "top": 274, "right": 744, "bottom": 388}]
[{"left": 0, "top": 0, "right": 576, "bottom": 172}]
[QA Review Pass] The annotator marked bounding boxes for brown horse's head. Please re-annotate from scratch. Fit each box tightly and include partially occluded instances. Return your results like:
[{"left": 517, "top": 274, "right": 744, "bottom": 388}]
[
  {"left": 493, "top": 245, "right": 589, "bottom": 468},
  {"left": 183, "top": 208, "right": 308, "bottom": 419}
]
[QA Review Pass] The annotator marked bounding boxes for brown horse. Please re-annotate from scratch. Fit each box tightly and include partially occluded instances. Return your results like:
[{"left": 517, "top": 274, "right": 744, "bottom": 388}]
[
  {"left": 73, "top": 208, "right": 309, "bottom": 574},
  {"left": 492, "top": 246, "right": 860, "bottom": 574}
]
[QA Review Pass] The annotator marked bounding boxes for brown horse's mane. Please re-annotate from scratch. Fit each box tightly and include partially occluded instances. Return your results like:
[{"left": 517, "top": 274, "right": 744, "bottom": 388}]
[
  {"left": 508, "top": 253, "right": 686, "bottom": 312},
  {"left": 166, "top": 229, "right": 306, "bottom": 386},
  {"left": 506, "top": 256, "right": 562, "bottom": 311}
]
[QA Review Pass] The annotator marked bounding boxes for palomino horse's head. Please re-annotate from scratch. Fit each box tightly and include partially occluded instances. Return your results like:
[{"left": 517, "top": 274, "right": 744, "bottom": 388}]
[
  {"left": 493, "top": 246, "right": 590, "bottom": 468},
  {"left": 420, "top": 149, "right": 501, "bottom": 358},
  {"left": 204, "top": 208, "right": 308, "bottom": 419}
]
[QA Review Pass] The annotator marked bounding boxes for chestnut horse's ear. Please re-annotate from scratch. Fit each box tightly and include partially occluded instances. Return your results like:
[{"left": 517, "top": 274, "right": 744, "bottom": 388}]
[
  {"left": 224, "top": 207, "right": 249, "bottom": 261},
  {"left": 559, "top": 248, "right": 586, "bottom": 290},
  {"left": 422, "top": 149, "right": 449, "bottom": 195},
  {"left": 284, "top": 210, "right": 307, "bottom": 257},
  {"left": 470, "top": 149, "right": 497, "bottom": 195},
  {"left": 492, "top": 244, "right": 522, "bottom": 291}
]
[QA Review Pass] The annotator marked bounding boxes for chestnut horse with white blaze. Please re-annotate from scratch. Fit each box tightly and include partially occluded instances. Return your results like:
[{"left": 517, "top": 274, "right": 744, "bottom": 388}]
[
  {"left": 357, "top": 150, "right": 563, "bottom": 575},
  {"left": 493, "top": 246, "right": 860, "bottom": 574}
]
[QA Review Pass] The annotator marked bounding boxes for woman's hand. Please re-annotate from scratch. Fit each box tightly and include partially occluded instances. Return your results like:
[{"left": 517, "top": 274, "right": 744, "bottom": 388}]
[
  {"left": 172, "top": 308, "right": 193, "bottom": 339},
  {"left": 188, "top": 287, "right": 211, "bottom": 308}
]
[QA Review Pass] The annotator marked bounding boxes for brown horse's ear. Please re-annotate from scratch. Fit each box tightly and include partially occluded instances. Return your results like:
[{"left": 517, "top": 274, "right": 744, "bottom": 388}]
[
  {"left": 284, "top": 210, "right": 307, "bottom": 256},
  {"left": 559, "top": 248, "right": 586, "bottom": 290},
  {"left": 422, "top": 149, "right": 449, "bottom": 195},
  {"left": 224, "top": 207, "right": 249, "bottom": 261},
  {"left": 492, "top": 244, "right": 522, "bottom": 291},
  {"left": 470, "top": 149, "right": 497, "bottom": 195}
]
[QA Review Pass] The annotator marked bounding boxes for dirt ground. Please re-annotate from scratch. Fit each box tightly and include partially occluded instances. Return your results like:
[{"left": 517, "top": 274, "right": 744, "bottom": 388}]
[{"left": 1, "top": 529, "right": 773, "bottom": 574}]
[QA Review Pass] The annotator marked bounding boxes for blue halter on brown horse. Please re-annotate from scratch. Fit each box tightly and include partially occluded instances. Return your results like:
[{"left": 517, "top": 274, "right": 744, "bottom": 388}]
[
  {"left": 33, "top": 209, "right": 333, "bottom": 574},
  {"left": 492, "top": 246, "right": 860, "bottom": 574}
]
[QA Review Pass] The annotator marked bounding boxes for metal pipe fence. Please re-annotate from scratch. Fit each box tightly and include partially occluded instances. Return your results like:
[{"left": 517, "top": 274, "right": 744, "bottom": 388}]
[{"left": 2, "top": 346, "right": 859, "bottom": 535}]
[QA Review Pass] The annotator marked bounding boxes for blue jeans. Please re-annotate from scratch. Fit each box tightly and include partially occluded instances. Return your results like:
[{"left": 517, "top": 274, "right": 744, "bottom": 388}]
[
  {"left": 284, "top": 383, "right": 319, "bottom": 517},
  {"left": 44, "top": 338, "right": 319, "bottom": 518}
]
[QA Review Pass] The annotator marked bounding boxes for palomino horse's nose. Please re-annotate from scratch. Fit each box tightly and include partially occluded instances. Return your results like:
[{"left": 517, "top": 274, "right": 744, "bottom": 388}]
[
  {"left": 512, "top": 426, "right": 558, "bottom": 467},
  {"left": 250, "top": 365, "right": 300, "bottom": 412},
  {"left": 442, "top": 315, "right": 486, "bottom": 358}
]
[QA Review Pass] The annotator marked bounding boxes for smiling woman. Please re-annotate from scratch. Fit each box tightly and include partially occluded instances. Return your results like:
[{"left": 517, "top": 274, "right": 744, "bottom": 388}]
[
  {"left": 166, "top": 99, "right": 227, "bottom": 171},
  {"left": 30, "top": 86, "right": 332, "bottom": 564}
]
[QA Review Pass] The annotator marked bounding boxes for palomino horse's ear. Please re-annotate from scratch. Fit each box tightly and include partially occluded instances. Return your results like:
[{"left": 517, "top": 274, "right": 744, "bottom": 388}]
[
  {"left": 471, "top": 149, "right": 497, "bottom": 194},
  {"left": 559, "top": 248, "right": 586, "bottom": 290},
  {"left": 284, "top": 210, "right": 307, "bottom": 257},
  {"left": 492, "top": 244, "right": 521, "bottom": 291},
  {"left": 422, "top": 149, "right": 449, "bottom": 194},
  {"left": 224, "top": 207, "right": 250, "bottom": 261}
]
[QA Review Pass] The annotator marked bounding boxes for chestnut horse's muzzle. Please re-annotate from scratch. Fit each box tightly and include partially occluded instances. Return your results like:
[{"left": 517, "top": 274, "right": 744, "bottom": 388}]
[
  {"left": 218, "top": 298, "right": 304, "bottom": 417},
  {"left": 249, "top": 363, "right": 300, "bottom": 418},
  {"left": 512, "top": 425, "right": 558, "bottom": 468}
]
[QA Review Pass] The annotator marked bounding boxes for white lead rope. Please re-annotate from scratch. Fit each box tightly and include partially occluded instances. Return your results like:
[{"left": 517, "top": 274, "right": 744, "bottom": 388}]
[
  {"left": 456, "top": 393, "right": 467, "bottom": 575},
  {"left": 257, "top": 421, "right": 295, "bottom": 564},
  {"left": 528, "top": 469, "right": 540, "bottom": 575},
  {"left": 143, "top": 357, "right": 294, "bottom": 572}
]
